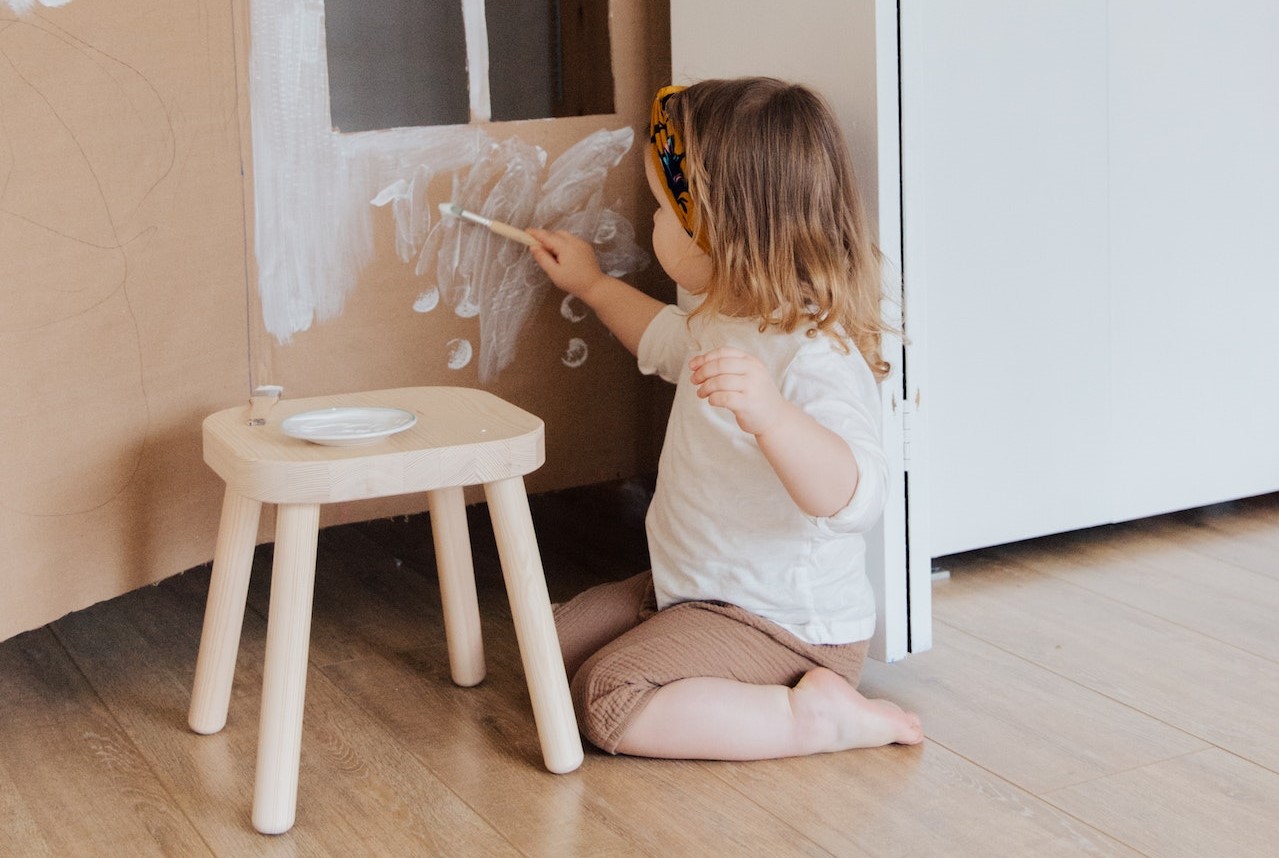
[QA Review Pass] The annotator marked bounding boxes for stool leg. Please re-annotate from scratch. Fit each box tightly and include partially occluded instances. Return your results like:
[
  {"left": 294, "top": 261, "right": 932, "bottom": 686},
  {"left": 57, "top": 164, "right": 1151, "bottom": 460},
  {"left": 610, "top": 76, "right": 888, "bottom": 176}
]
[
  {"left": 427, "top": 486, "right": 486, "bottom": 687},
  {"left": 483, "top": 476, "right": 583, "bottom": 774},
  {"left": 252, "top": 502, "right": 320, "bottom": 835},
  {"left": 190, "top": 488, "right": 262, "bottom": 735}
]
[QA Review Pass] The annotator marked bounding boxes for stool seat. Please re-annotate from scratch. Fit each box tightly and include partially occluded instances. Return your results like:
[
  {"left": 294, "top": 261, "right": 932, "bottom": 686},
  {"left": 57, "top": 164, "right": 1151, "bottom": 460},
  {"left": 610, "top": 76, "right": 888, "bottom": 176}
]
[
  {"left": 189, "top": 386, "right": 582, "bottom": 835},
  {"left": 203, "top": 386, "right": 544, "bottom": 504}
]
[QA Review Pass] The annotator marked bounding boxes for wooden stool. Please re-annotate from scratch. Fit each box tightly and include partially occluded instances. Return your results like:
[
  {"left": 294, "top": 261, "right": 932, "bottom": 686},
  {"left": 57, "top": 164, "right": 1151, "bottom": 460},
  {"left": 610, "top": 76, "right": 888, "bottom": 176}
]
[{"left": 188, "top": 386, "right": 583, "bottom": 834}]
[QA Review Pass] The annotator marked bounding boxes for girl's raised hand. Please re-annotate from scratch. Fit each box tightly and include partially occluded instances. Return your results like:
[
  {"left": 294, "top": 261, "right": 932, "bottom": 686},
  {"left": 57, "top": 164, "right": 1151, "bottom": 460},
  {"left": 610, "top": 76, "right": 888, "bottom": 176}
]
[
  {"left": 689, "top": 347, "right": 788, "bottom": 436},
  {"left": 527, "top": 229, "right": 607, "bottom": 299}
]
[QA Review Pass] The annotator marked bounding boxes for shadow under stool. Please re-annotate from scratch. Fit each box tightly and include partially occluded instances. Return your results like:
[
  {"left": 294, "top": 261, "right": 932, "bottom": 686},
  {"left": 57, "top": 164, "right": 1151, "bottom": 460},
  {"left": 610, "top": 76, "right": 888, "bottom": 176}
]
[{"left": 188, "top": 386, "right": 583, "bottom": 834}]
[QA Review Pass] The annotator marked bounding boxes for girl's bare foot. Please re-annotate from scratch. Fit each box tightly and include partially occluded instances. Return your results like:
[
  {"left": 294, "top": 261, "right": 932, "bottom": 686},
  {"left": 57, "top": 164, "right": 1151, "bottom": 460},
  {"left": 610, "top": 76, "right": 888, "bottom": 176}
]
[{"left": 790, "top": 667, "right": 923, "bottom": 751}]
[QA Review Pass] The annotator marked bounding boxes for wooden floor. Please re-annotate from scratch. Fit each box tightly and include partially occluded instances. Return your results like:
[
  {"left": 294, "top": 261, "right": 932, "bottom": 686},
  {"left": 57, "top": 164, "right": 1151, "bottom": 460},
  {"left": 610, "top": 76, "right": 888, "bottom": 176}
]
[{"left": 2, "top": 482, "right": 1277, "bottom": 857}]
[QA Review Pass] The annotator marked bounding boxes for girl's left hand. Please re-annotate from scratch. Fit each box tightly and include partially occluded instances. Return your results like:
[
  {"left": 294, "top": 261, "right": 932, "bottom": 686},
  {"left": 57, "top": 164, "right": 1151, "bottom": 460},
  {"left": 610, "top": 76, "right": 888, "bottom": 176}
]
[{"left": 689, "top": 347, "right": 788, "bottom": 436}]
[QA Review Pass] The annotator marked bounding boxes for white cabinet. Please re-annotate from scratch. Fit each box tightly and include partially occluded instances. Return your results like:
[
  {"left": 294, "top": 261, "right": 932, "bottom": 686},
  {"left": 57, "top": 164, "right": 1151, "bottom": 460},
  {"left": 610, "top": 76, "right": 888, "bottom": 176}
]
[{"left": 904, "top": 0, "right": 1279, "bottom": 556}]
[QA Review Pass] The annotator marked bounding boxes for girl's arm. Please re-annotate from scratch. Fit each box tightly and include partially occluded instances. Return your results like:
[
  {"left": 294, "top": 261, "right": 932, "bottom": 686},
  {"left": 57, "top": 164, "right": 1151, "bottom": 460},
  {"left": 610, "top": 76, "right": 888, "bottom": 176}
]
[
  {"left": 528, "top": 229, "right": 664, "bottom": 356},
  {"left": 689, "top": 348, "right": 860, "bottom": 518}
]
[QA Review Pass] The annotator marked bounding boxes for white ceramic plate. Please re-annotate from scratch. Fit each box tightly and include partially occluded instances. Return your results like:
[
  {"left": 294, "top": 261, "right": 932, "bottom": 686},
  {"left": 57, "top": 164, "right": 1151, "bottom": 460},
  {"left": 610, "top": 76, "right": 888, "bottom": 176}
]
[{"left": 281, "top": 406, "right": 417, "bottom": 446}]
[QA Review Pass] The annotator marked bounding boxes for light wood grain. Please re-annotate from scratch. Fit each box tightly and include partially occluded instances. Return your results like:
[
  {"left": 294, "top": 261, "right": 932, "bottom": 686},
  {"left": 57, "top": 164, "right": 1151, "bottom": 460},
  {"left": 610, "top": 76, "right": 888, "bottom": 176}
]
[
  {"left": 291, "top": 519, "right": 833, "bottom": 856},
  {"left": 0, "top": 628, "right": 213, "bottom": 857},
  {"left": 1044, "top": 749, "right": 1279, "bottom": 858},
  {"left": 709, "top": 745, "right": 1138, "bottom": 857},
  {"left": 51, "top": 569, "right": 522, "bottom": 856},
  {"left": 252, "top": 502, "right": 321, "bottom": 833},
  {"left": 936, "top": 551, "right": 1279, "bottom": 773},
  {"left": 3, "top": 486, "right": 1276, "bottom": 855},
  {"left": 202, "top": 386, "right": 545, "bottom": 504},
  {"left": 865, "top": 621, "right": 1207, "bottom": 794},
  {"left": 189, "top": 487, "right": 262, "bottom": 734},
  {"left": 486, "top": 475, "right": 583, "bottom": 775},
  {"left": 429, "top": 485, "right": 487, "bottom": 686},
  {"left": 995, "top": 521, "right": 1279, "bottom": 662},
  {"left": 1138, "top": 500, "right": 1279, "bottom": 582}
]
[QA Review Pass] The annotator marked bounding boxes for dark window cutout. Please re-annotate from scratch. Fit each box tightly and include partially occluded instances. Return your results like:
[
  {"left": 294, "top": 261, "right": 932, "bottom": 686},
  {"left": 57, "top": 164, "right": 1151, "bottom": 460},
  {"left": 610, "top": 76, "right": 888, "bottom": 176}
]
[{"left": 325, "top": 0, "right": 614, "bottom": 133}]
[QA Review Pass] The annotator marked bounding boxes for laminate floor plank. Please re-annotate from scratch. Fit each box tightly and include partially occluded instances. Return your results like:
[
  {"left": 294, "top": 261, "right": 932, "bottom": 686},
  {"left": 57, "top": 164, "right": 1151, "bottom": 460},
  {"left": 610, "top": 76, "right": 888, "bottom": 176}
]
[
  {"left": 5, "top": 484, "right": 1277, "bottom": 857},
  {"left": 991, "top": 523, "right": 1279, "bottom": 663},
  {"left": 51, "top": 570, "right": 522, "bottom": 857},
  {"left": 1043, "top": 748, "right": 1279, "bottom": 858},
  {"left": 934, "top": 551, "right": 1279, "bottom": 773},
  {"left": 705, "top": 740, "right": 1138, "bottom": 857},
  {"left": 1136, "top": 503, "right": 1279, "bottom": 582},
  {"left": 0, "top": 627, "right": 213, "bottom": 858},
  {"left": 324, "top": 651, "right": 836, "bottom": 858},
  {"left": 291, "top": 522, "right": 833, "bottom": 857},
  {"left": 864, "top": 620, "right": 1207, "bottom": 795}
]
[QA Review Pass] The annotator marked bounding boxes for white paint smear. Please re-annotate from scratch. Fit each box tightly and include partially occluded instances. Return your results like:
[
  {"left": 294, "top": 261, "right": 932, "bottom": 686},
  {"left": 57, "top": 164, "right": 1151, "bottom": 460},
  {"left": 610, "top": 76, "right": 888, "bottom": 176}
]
[
  {"left": 412, "top": 288, "right": 439, "bottom": 313},
  {"left": 250, "top": 2, "right": 648, "bottom": 380},
  {"left": 461, "top": 0, "right": 491, "bottom": 122},
  {"left": 560, "top": 295, "right": 588, "bottom": 323},
  {"left": 250, "top": 1, "right": 482, "bottom": 342},
  {"left": 409, "top": 128, "right": 647, "bottom": 380},
  {"left": 445, "top": 338, "right": 473, "bottom": 370},
  {"left": 561, "top": 337, "right": 589, "bottom": 368},
  {"left": 2, "top": 0, "right": 73, "bottom": 14}
]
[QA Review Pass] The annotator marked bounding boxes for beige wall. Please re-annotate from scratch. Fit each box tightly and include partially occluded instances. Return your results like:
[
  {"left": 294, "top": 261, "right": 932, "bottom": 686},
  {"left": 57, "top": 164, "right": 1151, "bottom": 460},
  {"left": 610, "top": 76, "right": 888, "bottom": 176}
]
[{"left": 0, "top": 1, "right": 671, "bottom": 641}]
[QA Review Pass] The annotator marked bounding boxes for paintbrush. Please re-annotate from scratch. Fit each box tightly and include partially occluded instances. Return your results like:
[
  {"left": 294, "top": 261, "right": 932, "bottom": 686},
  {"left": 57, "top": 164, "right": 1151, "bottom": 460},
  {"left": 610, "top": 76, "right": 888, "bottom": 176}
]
[{"left": 437, "top": 202, "right": 540, "bottom": 247}]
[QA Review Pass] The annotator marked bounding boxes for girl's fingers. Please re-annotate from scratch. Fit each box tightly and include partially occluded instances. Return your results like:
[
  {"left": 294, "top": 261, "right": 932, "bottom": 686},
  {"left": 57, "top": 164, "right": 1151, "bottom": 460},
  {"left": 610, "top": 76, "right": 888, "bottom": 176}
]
[
  {"left": 690, "top": 356, "right": 753, "bottom": 385},
  {"left": 689, "top": 346, "right": 748, "bottom": 370}
]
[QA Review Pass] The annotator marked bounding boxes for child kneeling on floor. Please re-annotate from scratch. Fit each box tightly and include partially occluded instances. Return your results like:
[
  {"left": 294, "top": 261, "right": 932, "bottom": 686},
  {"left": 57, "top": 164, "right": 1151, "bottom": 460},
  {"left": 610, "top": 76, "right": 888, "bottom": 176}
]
[{"left": 529, "top": 77, "right": 922, "bottom": 759}]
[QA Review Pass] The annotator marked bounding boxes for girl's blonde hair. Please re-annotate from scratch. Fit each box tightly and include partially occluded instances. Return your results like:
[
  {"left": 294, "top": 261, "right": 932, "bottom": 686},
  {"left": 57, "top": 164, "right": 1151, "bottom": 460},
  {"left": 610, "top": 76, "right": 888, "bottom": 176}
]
[{"left": 664, "top": 78, "right": 893, "bottom": 380}]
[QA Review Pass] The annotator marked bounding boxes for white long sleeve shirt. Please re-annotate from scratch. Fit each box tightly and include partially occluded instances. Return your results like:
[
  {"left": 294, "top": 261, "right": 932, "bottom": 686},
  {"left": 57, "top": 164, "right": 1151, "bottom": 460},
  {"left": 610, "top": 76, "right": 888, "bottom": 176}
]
[{"left": 637, "top": 305, "right": 889, "bottom": 645}]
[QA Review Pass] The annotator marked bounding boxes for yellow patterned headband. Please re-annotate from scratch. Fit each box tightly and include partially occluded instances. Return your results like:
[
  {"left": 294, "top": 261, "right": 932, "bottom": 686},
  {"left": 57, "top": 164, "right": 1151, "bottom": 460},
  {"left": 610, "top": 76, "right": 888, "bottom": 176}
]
[{"left": 649, "top": 84, "right": 708, "bottom": 251}]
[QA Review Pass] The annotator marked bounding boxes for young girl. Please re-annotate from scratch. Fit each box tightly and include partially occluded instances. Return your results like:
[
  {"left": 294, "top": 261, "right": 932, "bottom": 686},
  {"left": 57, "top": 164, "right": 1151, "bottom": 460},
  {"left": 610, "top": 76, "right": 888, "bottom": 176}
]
[{"left": 528, "top": 77, "right": 922, "bottom": 760}]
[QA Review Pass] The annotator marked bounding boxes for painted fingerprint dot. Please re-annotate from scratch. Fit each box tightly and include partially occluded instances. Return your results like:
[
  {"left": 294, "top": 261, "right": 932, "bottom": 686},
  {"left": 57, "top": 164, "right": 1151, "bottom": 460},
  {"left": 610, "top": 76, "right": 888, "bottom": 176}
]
[
  {"left": 446, "top": 338, "right": 473, "bottom": 370},
  {"left": 454, "top": 297, "right": 481, "bottom": 319},
  {"left": 413, "top": 288, "right": 439, "bottom": 313},
  {"left": 560, "top": 294, "right": 588, "bottom": 323},
  {"left": 561, "top": 337, "right": 589, "bottom": 368}
]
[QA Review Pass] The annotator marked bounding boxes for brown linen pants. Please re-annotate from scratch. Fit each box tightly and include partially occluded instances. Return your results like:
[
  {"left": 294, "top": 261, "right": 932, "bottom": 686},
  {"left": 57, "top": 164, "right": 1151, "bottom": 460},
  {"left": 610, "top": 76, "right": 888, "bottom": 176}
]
[{"left": 553, "top": 571, "right": 870, "bottom": 754}]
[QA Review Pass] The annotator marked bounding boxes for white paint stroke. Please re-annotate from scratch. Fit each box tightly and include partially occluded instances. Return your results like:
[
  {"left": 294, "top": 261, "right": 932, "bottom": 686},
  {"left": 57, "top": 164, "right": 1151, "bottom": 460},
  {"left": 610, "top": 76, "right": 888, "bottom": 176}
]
[
  {"left": 252, "top": 2, "right": 648, "bottom": 381},
  {"left": 412, "top": 288, "right": 439, "bottom": 313},
  {"left": 560, "top": 294, "right": 587, "bottom": 323},
  {"left": 461, "top": 0, "right": 491, "bottom": 122},
  {"left": 406, "top": 127, "right": 647, "bottom": 381},
  {"left": 2, "top": 0, "right": 72, "bottom": 14},
  {"left": 561, "top": 337, "right": 588, "bottom": 368},
  {"left": 250, "top": 1, "right": 482, "bottom": 342},
  {"left": 370, "top": 164, "right": 433, "bottom": 263},
  {"left": 445, "top": 338, "right": 473, "bottom": 370}
]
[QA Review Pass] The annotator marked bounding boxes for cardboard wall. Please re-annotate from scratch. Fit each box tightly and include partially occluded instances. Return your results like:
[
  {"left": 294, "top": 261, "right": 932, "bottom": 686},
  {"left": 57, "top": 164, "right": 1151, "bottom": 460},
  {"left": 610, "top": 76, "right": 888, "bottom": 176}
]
[{"left": 0, "top": 0, "right": 672, "bottom": 642}]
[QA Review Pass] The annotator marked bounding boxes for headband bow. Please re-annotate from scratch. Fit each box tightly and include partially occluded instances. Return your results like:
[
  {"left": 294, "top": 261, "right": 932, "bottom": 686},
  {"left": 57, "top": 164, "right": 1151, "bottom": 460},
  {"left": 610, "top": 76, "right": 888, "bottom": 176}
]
[{"left": 649, "top": 85, "right": 708, "bottom": 251}]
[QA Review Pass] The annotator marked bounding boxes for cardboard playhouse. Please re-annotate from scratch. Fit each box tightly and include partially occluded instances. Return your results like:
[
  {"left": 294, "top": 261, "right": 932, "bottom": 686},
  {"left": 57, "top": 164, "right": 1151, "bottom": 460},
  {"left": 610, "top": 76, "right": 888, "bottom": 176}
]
[{"left": 0, "top": 0, "right": 672, "bottom": 641}]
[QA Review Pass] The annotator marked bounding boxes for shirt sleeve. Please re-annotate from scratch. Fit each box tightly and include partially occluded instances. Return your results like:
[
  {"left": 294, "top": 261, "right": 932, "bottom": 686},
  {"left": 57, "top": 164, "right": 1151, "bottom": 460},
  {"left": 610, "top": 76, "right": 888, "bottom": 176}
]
[
  {"left": 636, "top": 304, "right": 694, "bottom": 384},
  {"left": 782, "top": 346, "right": 890, "bottom": 535}
]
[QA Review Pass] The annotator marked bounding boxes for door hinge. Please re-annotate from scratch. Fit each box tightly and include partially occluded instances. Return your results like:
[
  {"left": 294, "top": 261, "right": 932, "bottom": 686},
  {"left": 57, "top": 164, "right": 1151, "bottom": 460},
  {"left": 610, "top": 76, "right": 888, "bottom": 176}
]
[{"left": 901, "top": 387, "right": 920, "bottom": 471}]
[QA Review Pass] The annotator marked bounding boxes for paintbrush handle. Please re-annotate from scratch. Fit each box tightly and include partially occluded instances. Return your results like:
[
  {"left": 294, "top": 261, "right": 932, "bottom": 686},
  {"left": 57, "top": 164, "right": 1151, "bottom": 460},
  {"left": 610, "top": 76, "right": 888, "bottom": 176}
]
[{"left": 488, "top": 219, "right": 541, "bottom": 247}]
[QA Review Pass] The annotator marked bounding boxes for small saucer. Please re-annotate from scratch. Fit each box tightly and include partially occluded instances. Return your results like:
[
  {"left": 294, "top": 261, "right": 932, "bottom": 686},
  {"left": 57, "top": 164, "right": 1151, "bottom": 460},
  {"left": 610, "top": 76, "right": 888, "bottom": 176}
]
[{"left": 280, "top": 407, "right": 417, "bottom": 446}]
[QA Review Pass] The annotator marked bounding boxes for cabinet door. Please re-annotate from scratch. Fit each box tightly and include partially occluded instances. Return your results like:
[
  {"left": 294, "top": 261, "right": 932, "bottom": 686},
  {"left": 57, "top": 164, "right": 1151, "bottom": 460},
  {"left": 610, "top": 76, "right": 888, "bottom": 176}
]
[
  {"left": 671, "top": 0, "right": 930, "bottom": 659},
  {"left": 1108, "top": 0, "right": 1279, "bottom": 522},
  {"left": 903, "top": 0, "right": 1112, "bottom": 557},
  {"left": 905, "top": 0, "right": 1279, "bottom": 557}
]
